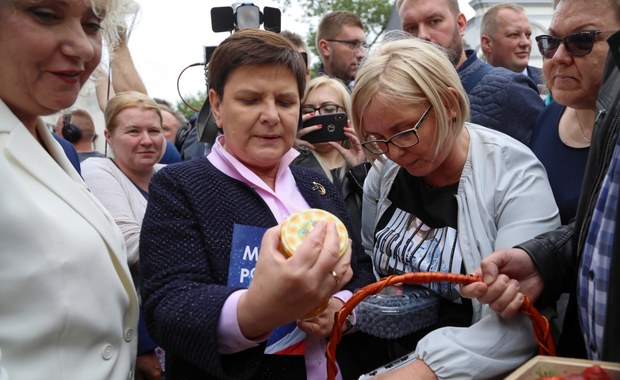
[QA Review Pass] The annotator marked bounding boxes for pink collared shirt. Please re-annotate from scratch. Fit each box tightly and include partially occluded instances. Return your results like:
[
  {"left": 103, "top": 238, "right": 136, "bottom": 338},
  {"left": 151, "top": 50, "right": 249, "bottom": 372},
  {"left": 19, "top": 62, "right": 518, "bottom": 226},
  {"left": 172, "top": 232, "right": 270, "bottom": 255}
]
[{"left": 209, "top": 137, "right": 350, "bottom": 379}]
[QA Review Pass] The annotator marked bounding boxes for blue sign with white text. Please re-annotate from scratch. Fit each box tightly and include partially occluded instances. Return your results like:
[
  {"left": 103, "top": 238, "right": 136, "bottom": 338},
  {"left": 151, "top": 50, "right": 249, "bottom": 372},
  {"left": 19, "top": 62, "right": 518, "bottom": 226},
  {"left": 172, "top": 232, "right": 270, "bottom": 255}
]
[
  {"left": 227, "top": 224, "right": 306, "bottom": 355},
  {"left": 227, "top": 224, "right": 266, "bottom": 287}
]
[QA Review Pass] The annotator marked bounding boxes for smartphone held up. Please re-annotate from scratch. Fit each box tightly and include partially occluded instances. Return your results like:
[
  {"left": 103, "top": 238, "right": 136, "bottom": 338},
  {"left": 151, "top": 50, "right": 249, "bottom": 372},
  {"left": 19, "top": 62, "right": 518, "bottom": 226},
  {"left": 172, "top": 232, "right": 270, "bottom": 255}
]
[{"left": 300, "top": 112, "right": 348, "bottom": 144}]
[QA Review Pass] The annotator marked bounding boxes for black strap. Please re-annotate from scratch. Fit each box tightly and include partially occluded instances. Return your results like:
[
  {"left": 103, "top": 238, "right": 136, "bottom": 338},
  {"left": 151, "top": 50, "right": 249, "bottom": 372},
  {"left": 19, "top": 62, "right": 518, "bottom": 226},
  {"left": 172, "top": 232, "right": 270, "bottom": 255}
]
[
  {"left": 462, "top": 63, "right": 493, "bottom": 93},
  {"left": 196, "top": 98, "right": 220, "bottom": 146}
]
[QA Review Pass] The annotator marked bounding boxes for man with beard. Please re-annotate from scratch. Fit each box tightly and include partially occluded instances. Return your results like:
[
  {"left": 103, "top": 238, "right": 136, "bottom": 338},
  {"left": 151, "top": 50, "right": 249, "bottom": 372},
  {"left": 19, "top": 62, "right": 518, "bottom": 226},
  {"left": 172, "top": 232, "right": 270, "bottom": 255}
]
[
  {"left": 316, "top": 11, "right": 367, "bottom": 91},
  {"left": 480, "top": 3, "right": 543, "bottom": 85},
  {"left": 397, "top": 0, "right": 544, "bottom": 145}
]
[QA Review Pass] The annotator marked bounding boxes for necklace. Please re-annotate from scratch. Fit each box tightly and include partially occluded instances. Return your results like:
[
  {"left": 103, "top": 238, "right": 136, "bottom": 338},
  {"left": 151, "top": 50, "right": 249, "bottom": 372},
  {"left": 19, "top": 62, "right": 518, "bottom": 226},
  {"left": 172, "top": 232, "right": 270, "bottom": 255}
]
[{"left": 575, "top": 111, "right": 591, "bottom": 143}]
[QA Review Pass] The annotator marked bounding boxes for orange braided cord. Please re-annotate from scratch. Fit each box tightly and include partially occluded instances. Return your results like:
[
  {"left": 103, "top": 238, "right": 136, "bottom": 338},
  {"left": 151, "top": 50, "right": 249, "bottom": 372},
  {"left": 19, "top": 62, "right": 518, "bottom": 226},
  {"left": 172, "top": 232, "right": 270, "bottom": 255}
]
[
  {"left": 325, "top": 272, "right": 555, "bottom": 380},
  {"left": 521, "top": 295, "right": 556, "bottom": 356}
]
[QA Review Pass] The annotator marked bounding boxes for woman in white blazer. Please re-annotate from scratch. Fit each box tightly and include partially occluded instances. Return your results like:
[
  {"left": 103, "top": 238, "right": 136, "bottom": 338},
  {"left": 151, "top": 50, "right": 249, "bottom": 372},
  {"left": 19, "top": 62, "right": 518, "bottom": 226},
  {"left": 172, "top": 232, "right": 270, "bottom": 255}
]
[{"left": 0, "top": 1, "right": 139, "bottom": 379}]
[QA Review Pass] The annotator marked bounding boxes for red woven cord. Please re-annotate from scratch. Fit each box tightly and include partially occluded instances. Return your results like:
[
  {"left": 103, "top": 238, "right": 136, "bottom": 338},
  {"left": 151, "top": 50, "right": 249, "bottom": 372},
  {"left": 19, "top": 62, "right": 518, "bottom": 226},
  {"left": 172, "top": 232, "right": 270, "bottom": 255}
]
[{"left": 325, "top": 272, "right": 555, "bottom": 380}]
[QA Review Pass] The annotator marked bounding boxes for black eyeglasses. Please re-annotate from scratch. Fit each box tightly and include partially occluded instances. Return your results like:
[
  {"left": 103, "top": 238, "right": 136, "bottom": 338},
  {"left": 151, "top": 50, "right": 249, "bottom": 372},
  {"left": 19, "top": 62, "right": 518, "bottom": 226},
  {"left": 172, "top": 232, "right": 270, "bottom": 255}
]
[
  {"left": 326, "top": 39, "right": 368, "bottom": 50},
  {"left": 362, "top": 105, "right": 433, "bottom": 155},
  {"left": 301, "top": 103, "right": 345, "bottom": 115},
  {"left": 535, "top": 30, "right": 613, "bottom": 59}
]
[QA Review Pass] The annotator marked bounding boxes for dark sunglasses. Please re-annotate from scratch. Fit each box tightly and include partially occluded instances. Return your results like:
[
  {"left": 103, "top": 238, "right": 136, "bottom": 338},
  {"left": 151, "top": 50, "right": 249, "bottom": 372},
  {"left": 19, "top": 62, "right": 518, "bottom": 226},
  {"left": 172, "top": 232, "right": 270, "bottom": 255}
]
[{"left": 535, "top": 30, "right": 611, "bottom": 59}]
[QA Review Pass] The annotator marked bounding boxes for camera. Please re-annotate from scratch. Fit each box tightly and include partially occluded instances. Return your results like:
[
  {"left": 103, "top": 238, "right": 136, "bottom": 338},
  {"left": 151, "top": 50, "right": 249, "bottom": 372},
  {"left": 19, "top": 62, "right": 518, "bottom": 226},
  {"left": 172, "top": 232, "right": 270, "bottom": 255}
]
[
  {"left": 176, "top": 3, "right": 283, "bottom": 160},
  {"left": 210, "top": 3, "right": 281, "bottom": 34},
  {"left": 207, "top": 3, "right": 281, "bottom": 63}
]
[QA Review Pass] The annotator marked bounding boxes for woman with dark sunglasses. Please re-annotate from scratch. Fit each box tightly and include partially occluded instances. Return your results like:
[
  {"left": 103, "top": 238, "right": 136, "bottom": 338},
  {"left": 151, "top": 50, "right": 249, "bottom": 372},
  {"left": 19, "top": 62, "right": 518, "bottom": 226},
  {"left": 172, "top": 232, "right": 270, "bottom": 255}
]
[
  {"left": 461, "top": 5, "right": 620, "bottom": 370},
  {"left": 350, "top": 35, "right": 561, "bottom": 379},
  {"left": 529, "top": 0, "right": 620, "bottom": 225}
]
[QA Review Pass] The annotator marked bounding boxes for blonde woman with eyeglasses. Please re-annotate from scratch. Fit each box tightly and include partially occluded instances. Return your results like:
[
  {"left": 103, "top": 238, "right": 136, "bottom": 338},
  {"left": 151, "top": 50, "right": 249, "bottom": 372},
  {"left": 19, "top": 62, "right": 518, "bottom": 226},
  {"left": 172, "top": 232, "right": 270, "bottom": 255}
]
[
  {"left": 351, "top": 36, "right": 561, "bottom": 379},
  {"left": 293, "top": 76, "right": 367, "bottom": 237}
]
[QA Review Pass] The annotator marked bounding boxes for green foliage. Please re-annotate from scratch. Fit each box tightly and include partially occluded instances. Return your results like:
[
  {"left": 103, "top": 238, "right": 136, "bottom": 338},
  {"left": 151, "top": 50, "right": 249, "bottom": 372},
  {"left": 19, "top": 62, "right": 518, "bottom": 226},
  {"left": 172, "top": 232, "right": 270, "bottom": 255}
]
[{"left": 176, "top": 91, "right": 207, "bottom": 120}]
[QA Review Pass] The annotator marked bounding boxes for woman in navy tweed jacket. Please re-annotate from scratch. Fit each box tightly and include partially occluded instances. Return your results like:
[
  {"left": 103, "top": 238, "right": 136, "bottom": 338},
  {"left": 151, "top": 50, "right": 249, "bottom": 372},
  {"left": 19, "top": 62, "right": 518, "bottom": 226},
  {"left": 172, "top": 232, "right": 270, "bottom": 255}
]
[{"left": 139, "top": 29, "right": 376, "bottom": 380}]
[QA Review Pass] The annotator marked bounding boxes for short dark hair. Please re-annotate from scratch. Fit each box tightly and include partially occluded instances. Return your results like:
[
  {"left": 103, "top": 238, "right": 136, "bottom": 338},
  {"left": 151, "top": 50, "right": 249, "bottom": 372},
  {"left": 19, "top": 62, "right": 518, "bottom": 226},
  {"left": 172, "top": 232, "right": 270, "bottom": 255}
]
[
  {"left": 316, "top": 10, "right": 364, "bottom": 45},
  {"left": 207, "top": 29, "right": 306, "bottom": 100},
  {"left": 396, "top": 0, "right": 460, "bottom": 17}
]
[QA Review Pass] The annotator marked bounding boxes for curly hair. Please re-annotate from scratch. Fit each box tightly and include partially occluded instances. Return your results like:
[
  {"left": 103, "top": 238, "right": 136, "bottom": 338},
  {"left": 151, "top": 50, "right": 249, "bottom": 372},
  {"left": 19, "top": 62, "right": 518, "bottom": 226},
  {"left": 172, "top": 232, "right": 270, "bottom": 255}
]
[{"left": 97, "top": 0, "right": 140, "bottom": 50}]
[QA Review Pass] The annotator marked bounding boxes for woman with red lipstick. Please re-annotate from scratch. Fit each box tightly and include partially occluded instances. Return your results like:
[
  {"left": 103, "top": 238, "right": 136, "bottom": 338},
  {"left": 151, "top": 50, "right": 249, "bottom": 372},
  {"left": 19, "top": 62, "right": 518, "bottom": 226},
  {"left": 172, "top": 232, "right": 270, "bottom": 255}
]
[
  {"left": 529, "top": 0, "right": 620, "bottom": 224},
  {"left": 0, "top": 0, "right": 139, "bottom": 379},
  {"left": 351, "top": 36, "right": 560, "bottom": 379}
]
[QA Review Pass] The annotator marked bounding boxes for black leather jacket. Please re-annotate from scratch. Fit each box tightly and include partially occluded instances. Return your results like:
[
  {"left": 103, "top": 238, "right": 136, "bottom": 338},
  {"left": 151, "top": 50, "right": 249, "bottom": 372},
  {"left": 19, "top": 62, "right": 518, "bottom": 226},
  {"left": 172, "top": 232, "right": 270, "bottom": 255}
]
[{"left": 517, "top": 31, "right": 620, "bottom": 361}]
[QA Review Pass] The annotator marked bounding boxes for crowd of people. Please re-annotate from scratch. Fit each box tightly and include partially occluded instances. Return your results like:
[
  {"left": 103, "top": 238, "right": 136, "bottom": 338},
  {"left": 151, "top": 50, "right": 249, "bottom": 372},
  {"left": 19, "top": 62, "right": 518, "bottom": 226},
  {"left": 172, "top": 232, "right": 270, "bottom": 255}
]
[{"left": 1, "top": 0, "right": 619, "bottom": 379}]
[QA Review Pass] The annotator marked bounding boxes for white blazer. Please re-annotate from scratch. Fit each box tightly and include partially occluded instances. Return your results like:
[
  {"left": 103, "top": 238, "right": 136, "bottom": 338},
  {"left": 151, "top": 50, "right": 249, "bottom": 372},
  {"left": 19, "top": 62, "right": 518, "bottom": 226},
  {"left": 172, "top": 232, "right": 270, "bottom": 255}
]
[{"left": 0, "top": 101, "right": 139, "bottom": 380}]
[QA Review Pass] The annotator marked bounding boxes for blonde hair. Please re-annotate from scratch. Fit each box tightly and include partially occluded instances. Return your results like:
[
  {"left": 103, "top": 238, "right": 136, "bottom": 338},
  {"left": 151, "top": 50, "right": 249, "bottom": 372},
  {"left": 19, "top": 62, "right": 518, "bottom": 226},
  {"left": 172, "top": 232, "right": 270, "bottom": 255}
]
[
  {"left": 396, "top": 0, "right": 460, "bottom": 17},
  {"left": 104, "top": 91, "right": 162, "bottom": 134},
  {"left": 301, "top": 76, "right": 353, "bottom": 181},
  {"left": 352, "top": 37, "right": 469, "bottom": 162},
  {"left": 303, "top": 76, "right": 352, "bottom": 118}
]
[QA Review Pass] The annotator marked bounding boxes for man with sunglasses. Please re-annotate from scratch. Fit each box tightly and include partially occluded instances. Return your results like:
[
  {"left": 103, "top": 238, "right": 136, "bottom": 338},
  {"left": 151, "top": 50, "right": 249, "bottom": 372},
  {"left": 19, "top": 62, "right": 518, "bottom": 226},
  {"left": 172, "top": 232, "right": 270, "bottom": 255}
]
[
  {"left": 316, "top": 10, "right": 367, "bottom": 90},
  {"left": 462, "top": 0, "right": 620, "bottom": 364},
  {"left": 397, "top": 0, "right": 545, "bottom": 146}
]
